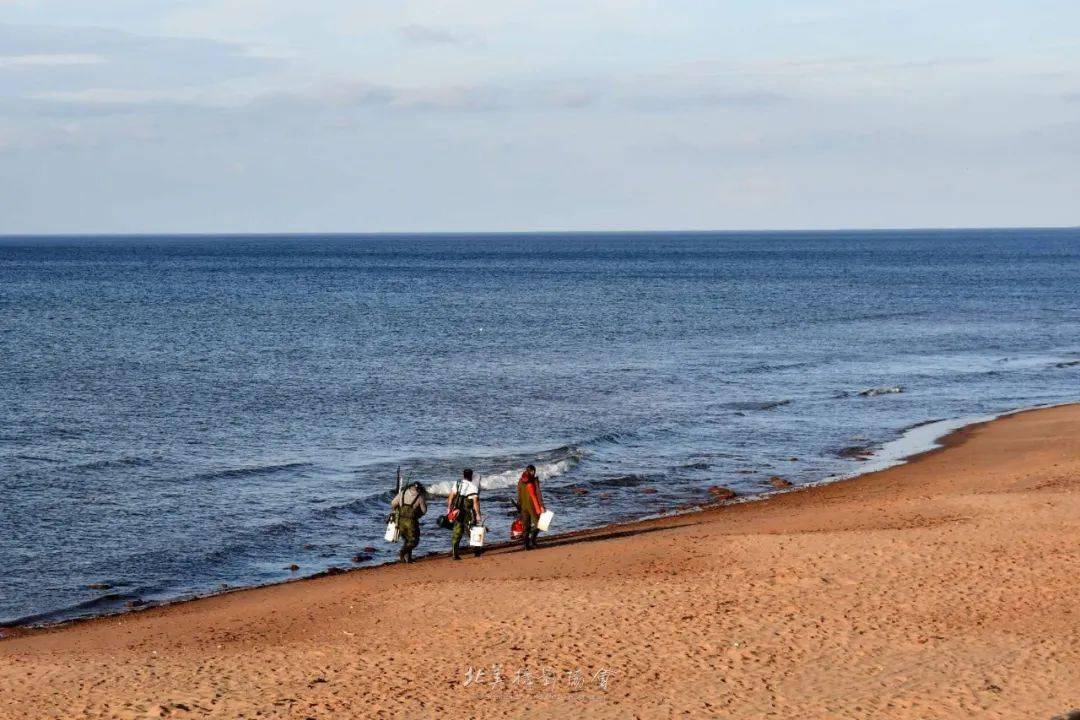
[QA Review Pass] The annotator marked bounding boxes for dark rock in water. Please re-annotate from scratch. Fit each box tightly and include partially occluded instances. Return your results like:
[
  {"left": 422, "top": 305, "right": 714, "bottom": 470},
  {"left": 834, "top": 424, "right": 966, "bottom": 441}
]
[
  {"left": 287, "top": 564, "right": 300, "bottom": 572},
  {"left": 87, "top": 583, "right": 111, "bottom": 590},
  {"left": 837, "top": 445, "right": 873, "bottom": 460},
  {"left": 641, "top": 487, "right": 658, "bottom": 494},
  {"left": 769, "top": 476, "right": 793, "bottom": 489},
  {"left": 605, "top": 473, "right": 649, "bottom": 487},
  {"left": 707, "top": 486, "right": 736, "bottom": 502}
]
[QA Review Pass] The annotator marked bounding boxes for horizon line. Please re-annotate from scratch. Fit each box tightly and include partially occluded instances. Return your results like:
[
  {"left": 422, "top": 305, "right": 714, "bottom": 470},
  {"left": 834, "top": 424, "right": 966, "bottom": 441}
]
[{"left": 1, "top": 224, "right": 1078, "bottom": 239}]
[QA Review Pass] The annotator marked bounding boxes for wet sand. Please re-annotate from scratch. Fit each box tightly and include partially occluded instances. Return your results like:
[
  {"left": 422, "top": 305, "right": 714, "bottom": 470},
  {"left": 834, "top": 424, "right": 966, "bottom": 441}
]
[{"left": 2, "top": 404, "right": 1078, "bottom": 719}]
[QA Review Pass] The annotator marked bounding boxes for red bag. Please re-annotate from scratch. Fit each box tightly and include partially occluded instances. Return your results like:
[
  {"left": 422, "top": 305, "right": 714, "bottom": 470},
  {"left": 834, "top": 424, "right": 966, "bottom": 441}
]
[{"left": 510, "top": 517, "right": 524, "bottom": 540}]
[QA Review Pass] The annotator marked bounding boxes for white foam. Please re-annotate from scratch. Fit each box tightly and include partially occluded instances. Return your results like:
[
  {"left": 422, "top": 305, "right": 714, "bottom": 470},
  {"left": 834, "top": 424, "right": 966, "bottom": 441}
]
[
  {"left": 857, "top": 386, "right": 904, "bottom": 397},
  {"left": 635, "top": 402, "right": 1074, "bottom": 523},
  {"left": 425, "top": 454, "right": 580, "bottom": 496},
  {"left": 855, "top": 414, "right": 995, "bottom": 474},
  {"left": 813, "top": 400, "right": 1074, "bottom": 486}
]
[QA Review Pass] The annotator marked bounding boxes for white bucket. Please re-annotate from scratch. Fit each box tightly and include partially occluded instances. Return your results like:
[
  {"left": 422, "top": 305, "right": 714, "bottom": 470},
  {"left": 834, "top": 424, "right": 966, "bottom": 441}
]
[
  {"left": 384, "top": 520, "right": 400, "bottom": 542},
  {"left": 469, "top": 525, "right": 486, "bottom": 547},
  {"left": 537, "top": 510, "right": 554, "bottom": 532}
]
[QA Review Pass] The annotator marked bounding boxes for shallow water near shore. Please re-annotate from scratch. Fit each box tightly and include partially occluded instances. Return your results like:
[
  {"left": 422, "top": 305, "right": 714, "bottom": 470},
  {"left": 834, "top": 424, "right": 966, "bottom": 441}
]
[{"left": 2, "top": 229, "right": 1079, "bottom": 625}]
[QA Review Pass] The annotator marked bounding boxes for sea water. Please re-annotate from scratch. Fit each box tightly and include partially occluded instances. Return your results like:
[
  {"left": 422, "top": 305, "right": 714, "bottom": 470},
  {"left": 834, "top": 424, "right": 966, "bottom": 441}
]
[{"left": 1, "top": 229, "right": 1078, "bottom": 624}]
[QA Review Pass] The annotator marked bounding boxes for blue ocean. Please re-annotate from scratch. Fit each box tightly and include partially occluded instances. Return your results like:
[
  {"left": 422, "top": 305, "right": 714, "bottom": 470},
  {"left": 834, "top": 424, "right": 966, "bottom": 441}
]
[{"left": 2, "top": 229, "right": 1078, "bottom": 626}]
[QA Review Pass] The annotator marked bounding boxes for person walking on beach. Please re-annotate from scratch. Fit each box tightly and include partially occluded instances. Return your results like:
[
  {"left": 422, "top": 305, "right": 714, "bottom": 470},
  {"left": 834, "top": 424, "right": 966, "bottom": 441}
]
[
  {"left": 446, "top": 468, "right": 482, "bottom": 560},
  {"left": 517, "top": 464, "right": 545, "bottom": 550},
  {"left": 390, "top": 481, "right": 428, "bottom": 564}
]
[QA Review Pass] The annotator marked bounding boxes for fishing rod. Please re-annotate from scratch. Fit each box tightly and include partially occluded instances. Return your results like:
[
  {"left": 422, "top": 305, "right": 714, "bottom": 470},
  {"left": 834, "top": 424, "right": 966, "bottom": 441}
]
[{"left": 384, "top": 466, "right": 403, "bottom": 543}]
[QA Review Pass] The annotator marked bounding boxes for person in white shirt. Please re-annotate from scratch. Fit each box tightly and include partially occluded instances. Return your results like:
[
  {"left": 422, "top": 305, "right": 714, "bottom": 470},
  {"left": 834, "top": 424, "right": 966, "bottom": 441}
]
[{"left": 446, "top": 468, "right": 482, "bottom": 560}]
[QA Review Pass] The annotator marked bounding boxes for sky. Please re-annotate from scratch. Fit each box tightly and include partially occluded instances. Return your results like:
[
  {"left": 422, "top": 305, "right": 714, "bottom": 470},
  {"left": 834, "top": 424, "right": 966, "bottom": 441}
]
[{"left": 0, "top": 1, "right": 1078, "bottom": 233}]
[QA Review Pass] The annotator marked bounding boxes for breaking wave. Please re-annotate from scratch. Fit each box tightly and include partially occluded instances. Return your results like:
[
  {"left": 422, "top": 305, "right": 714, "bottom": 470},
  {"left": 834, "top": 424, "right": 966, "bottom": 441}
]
[
  {"left": 858, "top": 386, "right": 904, "bottom": 397},
  {"left": 836, "top": 386, "right": 905, "bottom": 398},
  {"left": 426, "top": 447, "right": 584, "bottom": 496}
]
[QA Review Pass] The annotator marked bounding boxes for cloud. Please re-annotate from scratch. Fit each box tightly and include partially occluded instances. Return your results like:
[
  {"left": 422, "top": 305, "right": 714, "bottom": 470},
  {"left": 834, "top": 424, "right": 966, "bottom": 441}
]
[
  {"left": 272, "top": 73, "right": 787, "bottom": 115},
  {"left": 6, "top": 29, "right": 786, "bottom": 119},
  {"left": 31, "top": 86, "right": 247, "bottom": 108},
  {"left": 529, "top": 74, "right": 790, "bottom": 113},
  {"left": 675, "top": 55, "right": 994, "bottom": 85},
  {"left": 0, "top": 22, "right": 281, "bottom": 95},
  {"left": 623, "top": 88, "right": 788, "bottom": 112},
  {"left": 257, "top": 80, "right": 503, "bottom": 112},
  {"left": 2, "top": 1, "right": 1079, "bottom": 233},
  {"left": 28, "top": 77, "right": 505, "bottom": 114},
  {"left": 0, "top": 53, "right": 106, "bottom": 68},
  {"left": 397, "top": 24, "right": 482, "bottom": 48}
]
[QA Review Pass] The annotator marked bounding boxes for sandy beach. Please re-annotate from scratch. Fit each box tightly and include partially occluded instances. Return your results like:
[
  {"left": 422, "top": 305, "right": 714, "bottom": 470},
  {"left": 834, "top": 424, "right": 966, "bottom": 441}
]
[{"left": 2, "top": 404, "right": 1077, "bottom": 719}]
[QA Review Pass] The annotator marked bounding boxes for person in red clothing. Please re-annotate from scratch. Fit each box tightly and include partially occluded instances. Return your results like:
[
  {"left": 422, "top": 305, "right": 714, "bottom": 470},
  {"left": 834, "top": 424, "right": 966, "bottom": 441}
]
[{"left": 516, "top": 464, "right": 545, "bottom": 550}]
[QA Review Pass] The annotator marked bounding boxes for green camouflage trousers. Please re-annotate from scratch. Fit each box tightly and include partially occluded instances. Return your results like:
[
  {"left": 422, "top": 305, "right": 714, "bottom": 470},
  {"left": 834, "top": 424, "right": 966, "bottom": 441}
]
[
  {"left": 450, "top": 509, "right": 475, "bottom": 550},
  {"left": 398, "top": 510, "right": 419, "bottom": 557}
]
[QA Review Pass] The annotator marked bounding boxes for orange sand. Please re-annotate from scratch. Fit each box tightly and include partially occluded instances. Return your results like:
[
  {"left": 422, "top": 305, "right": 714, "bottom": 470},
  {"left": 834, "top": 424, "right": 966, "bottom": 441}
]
[{"left": 2, "top": 404, "right": 1078, "bottom": 719}]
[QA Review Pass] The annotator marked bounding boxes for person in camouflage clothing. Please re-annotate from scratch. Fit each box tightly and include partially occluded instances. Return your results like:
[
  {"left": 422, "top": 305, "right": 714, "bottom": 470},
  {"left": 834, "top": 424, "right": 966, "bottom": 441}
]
[
  {"left": 390, "top": 481, "right": 429, "bottom": 563},
  {"left": 446, "top": 468, "right": 483, "bottom": 560}
]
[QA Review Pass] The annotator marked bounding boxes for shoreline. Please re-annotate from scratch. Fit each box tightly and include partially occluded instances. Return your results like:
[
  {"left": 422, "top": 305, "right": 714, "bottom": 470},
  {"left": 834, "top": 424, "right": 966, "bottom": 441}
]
[
  {"left": 4, "top": 399, "right": 1074, "bottom": 634},
  {"left": 2, "top": 402, "right": 1077, "bottom": 718}
]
